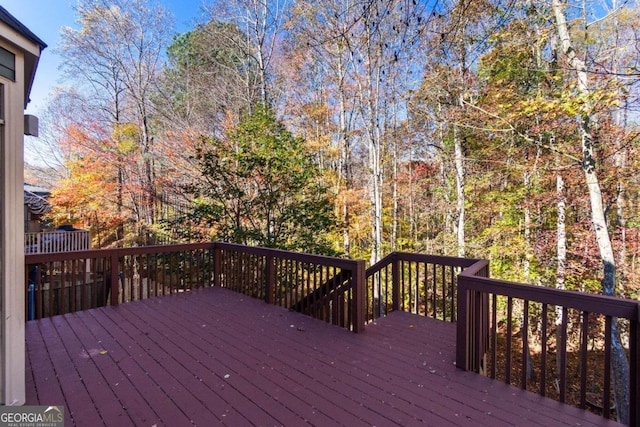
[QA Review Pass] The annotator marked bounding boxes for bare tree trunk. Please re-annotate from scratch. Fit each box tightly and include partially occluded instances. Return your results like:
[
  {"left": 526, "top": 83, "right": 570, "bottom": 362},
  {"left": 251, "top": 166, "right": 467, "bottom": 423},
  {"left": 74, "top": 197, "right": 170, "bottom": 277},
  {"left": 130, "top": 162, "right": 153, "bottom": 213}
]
[
  {"left": 555, "top": 151, "right": 567, "bottom": 375},
  {"left": 523, "top": 145, "right": 539, "bottom": 282},
  {"left": 408, "top": 150, "right": 416, "bottom": 248},
  {"left": 338, "top": 76, "right": 351, "bottom": 257},
  {"left": 552, "top": 1, "right": 630, "bottom": 421},
  {"left": 391, "top": 102, "right": 399, "bottom": 253},
  {"left": 453, "top": 124, "right": 465, "bottom": 257}
]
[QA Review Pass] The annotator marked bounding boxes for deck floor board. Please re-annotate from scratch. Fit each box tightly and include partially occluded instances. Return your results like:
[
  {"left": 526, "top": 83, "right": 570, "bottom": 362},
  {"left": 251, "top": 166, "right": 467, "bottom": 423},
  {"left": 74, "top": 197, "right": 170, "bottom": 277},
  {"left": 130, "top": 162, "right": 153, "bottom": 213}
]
[{"left": 26, "top": 286, "right": 620, "bottom": 426}]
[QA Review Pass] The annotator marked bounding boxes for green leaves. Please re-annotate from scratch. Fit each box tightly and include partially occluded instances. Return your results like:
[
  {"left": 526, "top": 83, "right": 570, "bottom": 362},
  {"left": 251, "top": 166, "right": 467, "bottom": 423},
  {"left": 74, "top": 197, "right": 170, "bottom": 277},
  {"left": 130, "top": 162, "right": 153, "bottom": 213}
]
[{"left": 187, "top": 105, "right": 337, "bottom": 254}]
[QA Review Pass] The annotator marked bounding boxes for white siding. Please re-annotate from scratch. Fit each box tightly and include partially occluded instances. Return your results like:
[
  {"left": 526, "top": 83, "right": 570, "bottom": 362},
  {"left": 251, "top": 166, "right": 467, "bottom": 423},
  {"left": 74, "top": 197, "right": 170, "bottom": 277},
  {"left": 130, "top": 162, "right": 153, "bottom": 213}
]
[{"left": 0, "top": 38, "right": 28, "bottom": 406}]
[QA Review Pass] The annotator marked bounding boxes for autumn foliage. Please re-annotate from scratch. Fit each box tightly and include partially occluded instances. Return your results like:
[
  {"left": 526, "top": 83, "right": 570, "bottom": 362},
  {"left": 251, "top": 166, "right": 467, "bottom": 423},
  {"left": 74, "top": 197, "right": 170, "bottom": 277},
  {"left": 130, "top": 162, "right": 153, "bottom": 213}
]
[{"left": 39, "top": 0, "right": 640, "bottom": 301}]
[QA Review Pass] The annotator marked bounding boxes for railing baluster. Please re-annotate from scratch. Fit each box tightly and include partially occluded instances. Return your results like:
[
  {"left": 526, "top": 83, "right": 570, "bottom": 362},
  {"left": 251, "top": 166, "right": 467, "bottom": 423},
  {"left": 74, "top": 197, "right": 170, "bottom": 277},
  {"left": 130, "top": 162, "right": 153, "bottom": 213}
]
[
  {"left": 522, "top": 300, "right": 529, "bottom": 390},
  {"left": 35, "top": 263, "right": 42, "bottom": 319},
  {"left": 138, "top": 254, "right": 143, "bottom": 300},
  {"left": 289, "top": 258, "right": 294, "bottom": 307},
  {"left": 473, "top": 289, "right": 482, "bottom": 373},
  {"left": 630, "top": 310, "right": 639, "bottom": 426},
  {"left": 60, "top": 261, "right": 66, "bottom": 315},
  {"left": 421, "top": 262, "right": 427, "bottom": 318},
  {"left": 311, "top": 262, "right": 318, "bottom": 317},
  {"left": 392, "top": 257, "right": 400, "bottom": 312},
  {"left": 110, "top": 253, "right": 120, "bottom": 306},
  {"left": 383, "top": 264, "right": 389, "bottom": 316},
  {"left": 441, "top": 264, "right": 446, "bottom": 320},
  {"left": 247, "top": 252, "right": 252, "bottom": 296},
  {"left": 334, "top": 267, "right": 339, "bottom": 325},
  {"left": 70, "top": 259, "right": 77, "bottom": 313},
  {"left": 559, "top": 306, "right": 568, "bottom": 403},
  {"left": 506, "top": 297, "right": 513, "bottom": 384},
  {"left": 603, "top": 316, "right": 612, "bottom": 419},
  {"left": 450, "top": 266, "right": 456, "bottom": 322},
  {"left": 540, "top": 303, "right": 548, "bottom": 396},
  {"left": 579, "top": 310, "right": 589, "bottom": 409},
  {"left": 297, "top": 260, "right": 302, "bottom": 308},
  {"left": 407, "top": 261, "right": 412, "bottom": 313},
  {"left": 491, "top": 293, "right": 497, "bottom": 379},
  {"left": 48, "top": 262, "right": 54, "bottom": 317},
  {"left": 92, "top": 259, "right": 99, "bottom": 308},
  {"left": 432, "top": 263, "right": 436, "bottom": 318}
]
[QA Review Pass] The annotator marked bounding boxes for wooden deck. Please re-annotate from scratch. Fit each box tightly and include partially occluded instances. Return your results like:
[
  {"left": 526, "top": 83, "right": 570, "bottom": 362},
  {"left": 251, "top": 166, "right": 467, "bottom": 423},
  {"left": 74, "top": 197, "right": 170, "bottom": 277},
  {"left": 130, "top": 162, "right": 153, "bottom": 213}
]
[{"left": 26, "top": 286, "right": 620, "bottom": 426}]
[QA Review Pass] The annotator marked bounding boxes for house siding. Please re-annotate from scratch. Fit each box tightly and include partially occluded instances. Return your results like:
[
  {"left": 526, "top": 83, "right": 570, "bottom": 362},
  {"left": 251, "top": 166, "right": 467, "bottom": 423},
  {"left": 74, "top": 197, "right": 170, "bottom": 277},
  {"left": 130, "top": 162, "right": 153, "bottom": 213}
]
[{"left": 0, "top": 10, "right": 44, "bottom": 404}]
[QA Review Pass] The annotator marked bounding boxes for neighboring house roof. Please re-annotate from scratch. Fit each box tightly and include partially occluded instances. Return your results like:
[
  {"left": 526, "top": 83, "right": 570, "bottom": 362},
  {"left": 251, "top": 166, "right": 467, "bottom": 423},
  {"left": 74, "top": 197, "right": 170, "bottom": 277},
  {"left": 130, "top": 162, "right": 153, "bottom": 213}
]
[
  {"left": 24, "top": 182, "right": 50, "bottom": 215},
  {"left": 0, "top": 5, "right": 47, "bottom": 108},
  {"left": 0, "top": 6, "right": 47, "bottom": 49}
]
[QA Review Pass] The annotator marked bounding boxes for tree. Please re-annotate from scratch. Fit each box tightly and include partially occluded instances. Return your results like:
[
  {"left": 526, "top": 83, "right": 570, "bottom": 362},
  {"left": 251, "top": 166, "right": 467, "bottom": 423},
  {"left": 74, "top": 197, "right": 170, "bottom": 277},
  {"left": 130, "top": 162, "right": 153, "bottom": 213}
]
[
  {"left": 204, "top": 0, "right": 288, "bottom": 106},
  {"left": 185, "top": 106, "right": 337, "bottom": 254},
  {"left": 58, "top": 0, "right": 173, "bottom": 237},
  {"left": 159, "top": 20, "right": 261, "bottom": 132},
  {"left": 46, "top": 121, "right": 126, "bottom": 247},
  {"left": 551, "top": 0, "right": 630, "bottom": 421}
]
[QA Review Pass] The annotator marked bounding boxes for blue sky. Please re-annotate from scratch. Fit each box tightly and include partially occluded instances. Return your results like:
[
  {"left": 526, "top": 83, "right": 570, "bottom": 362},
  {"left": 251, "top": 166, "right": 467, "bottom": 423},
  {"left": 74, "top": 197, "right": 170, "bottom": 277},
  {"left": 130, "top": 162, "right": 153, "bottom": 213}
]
[{"left": 2, "top": 0, "right": 210, "bottom": 114}]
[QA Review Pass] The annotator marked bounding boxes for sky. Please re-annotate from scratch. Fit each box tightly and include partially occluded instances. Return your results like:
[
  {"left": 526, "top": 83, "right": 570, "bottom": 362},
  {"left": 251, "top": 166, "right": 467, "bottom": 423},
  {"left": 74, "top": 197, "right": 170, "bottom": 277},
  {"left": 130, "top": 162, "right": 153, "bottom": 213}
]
[{"left": 2, "top": 0, "right": 210, "bottom": 115}]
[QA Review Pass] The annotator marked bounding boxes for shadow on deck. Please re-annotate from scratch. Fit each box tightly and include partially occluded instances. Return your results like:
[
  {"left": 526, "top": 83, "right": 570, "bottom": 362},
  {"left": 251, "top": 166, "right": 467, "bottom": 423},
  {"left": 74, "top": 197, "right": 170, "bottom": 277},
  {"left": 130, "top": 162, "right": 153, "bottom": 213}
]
[{"left": 26, "top": 286, "right": 618, "bottom": 426}]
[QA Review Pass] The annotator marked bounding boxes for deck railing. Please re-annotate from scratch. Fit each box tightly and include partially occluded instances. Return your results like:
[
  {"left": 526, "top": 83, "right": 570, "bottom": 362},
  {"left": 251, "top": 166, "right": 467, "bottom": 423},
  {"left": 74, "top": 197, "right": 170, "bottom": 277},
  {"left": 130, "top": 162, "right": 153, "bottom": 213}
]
[
  {"left": 364, "top": 252, "right": 483, "bottom": 323},
  {"left": 25, "top": 242, "right": 366, "bottom": 331},
  {"left": 214, "top": 242, "right": 365, "bottom": 332},
  {"left": 366, "top": 252, "right": 639, "bottom": 424},
  {"left": 457, "top": 263, "right": 640, "bottom": 425},
  {"left": 25, "top": 230, "right": 91, "bottom": 254},
  {"left": 24, "top": 243, "right": 639, "bottom": 423},
  {"left": 25, "top": 243, "right": 216, "bottom": 320}
]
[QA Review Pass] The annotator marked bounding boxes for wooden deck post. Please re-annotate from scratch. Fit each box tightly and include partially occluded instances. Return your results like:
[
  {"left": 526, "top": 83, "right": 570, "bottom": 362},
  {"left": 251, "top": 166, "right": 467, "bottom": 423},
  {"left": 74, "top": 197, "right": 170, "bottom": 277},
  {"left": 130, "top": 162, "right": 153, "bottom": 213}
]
[
  {"left": 265, "top": 255, "right": 275, "bottom": 305},
  {"left": 455, "top": 277, "right": 470, "bottom": 371},
  {"left": 391, "top": 255, "right": 400, "bottom": 312},
  {"left": 351, "top": 260, "right": 366, "bottom": 333},
  {"left": 213, "top": 244, "right": 221, "bottom": 288},
  {"left": 110, "top": 253, "right": 120, "bottom": 306},
  {"left": 630, "top": 303, "right": 640, "bottom": 427}
]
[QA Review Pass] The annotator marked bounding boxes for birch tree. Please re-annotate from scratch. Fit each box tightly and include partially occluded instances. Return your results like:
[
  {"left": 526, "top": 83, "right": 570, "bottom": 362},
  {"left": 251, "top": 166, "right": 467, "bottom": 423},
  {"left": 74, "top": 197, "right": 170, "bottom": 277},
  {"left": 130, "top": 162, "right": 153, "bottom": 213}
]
[{"left": 551, "top": 0, "right": 630, "bottom": 421}]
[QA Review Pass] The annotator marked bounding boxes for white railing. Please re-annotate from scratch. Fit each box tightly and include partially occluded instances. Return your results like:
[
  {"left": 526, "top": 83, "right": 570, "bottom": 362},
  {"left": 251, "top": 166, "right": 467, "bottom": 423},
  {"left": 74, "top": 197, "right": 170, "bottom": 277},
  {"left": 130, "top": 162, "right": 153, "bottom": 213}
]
[{"left": 25, "top": 230, "right": 92, "bottom": 254}]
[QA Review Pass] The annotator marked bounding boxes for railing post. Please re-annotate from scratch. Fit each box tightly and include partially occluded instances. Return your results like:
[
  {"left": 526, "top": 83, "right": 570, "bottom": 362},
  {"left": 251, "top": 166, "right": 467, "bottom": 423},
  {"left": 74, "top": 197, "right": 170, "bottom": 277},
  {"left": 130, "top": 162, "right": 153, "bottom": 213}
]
[
  {"left": 213, "top": 244, "right": 221, "bottom": 288},
  {"left": 392, "top": 255, "right": 400, "bottom": 312},
  {"left": 456, "top": 275, "right": 470, "bottom": 371},
  {"left": 351, "top": 260, "right": 366, "bottom": 333},
  {"left": 630, "top": 303, "right": 640, "bottom": 427},
  {"left": 265, "top": 255, "right": 275, "bottom": 305},
  {"left": 110, "top": 252, "right": 120, "bottom": 306}
]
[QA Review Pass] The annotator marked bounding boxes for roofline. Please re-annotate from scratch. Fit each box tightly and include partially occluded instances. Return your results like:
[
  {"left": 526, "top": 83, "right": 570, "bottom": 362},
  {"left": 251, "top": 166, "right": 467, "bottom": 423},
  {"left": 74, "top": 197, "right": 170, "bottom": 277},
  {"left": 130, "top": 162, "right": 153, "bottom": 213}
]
[{"left": 0, "top": 5, "right": 47, "bottom": 50}]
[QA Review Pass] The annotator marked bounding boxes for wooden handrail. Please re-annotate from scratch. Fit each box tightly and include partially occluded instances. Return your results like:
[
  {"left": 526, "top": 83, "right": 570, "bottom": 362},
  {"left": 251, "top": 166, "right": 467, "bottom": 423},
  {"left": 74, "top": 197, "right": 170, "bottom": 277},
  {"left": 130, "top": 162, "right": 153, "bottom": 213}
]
[
  {"left": 456, "top": 263, "right": 640, "bottom": 425},
  {"left": 24, "top": 244, "right": 640, "bottom": 423},
  {"left": 365, "top": 252, "right": 477, "bottom": 322},
  {"left": 215, "top": 243, "right": 366, "bottom": 332},
  {"left": 25, "top": 242, "right": 367, "bottom": 331}
]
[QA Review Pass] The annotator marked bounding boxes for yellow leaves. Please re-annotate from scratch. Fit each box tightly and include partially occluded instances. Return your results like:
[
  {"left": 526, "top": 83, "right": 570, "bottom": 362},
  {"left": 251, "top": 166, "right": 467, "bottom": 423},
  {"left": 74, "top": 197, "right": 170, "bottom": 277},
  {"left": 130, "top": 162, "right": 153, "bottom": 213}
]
[
  {"left": 515, "top": 86, "right": 622, "bottom": 120},
  {"left": 112, "top": 123, "right": 140, "bottom": 154}
]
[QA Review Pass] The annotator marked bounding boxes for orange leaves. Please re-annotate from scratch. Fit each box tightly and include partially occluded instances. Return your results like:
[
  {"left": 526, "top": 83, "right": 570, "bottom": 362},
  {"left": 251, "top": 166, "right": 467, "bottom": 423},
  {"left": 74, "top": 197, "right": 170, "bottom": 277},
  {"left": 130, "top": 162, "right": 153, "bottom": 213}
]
[{"left": 48, "top": 154, "right": 118, "bottom": 225}]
